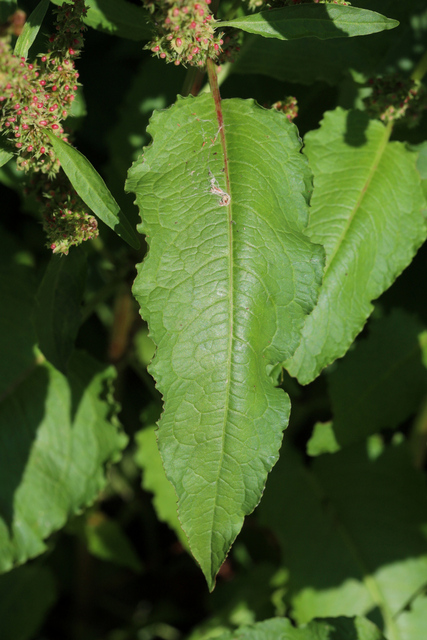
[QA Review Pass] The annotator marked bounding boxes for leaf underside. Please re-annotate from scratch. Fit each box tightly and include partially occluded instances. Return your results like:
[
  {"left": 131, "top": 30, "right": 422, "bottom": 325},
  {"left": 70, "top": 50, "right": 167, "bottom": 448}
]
[{"left": 126, "top": 94, "right": 324, "bottom": 588}]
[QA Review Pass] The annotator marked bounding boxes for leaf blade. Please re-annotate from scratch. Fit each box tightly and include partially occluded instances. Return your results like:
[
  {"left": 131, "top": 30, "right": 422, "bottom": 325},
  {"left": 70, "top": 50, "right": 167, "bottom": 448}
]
[
  {"left": 13, "top": 0, "right": 50, "bottom": 59},
  {"left": 126, "top": 94, "right": 324, "bottom": 588},
  {"left": 45, "top": 131, "right": 139, "bottom": 249},
  {"left": 219, "top": 5, "right": 399, "bottom": 41},
  {"left": 286, "top": 108, "right": 427, "bottom": 384}
]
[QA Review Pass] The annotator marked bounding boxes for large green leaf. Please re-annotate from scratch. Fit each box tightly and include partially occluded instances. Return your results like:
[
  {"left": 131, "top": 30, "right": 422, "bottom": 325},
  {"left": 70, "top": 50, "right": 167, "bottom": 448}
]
[
  {"left": 286, "top": 108, "right": 427, "bottom": 384},
  {"left": 126, "top": 94, "right": 324, "bottom": 589},
  {"left": 13, "top": 0, "right": 50, "bottom": 59},
  {"left": 220, "top": 5, "right": 398, "bottom": 41},
  {"left": 50, "top": 0, "right": 153, "bottom": 40},
  {"left": 258, "top": 443, "right": 427, "bottom": 638},
  {"left": 45, "top": 131, "right": 140, "bottom": 250}
]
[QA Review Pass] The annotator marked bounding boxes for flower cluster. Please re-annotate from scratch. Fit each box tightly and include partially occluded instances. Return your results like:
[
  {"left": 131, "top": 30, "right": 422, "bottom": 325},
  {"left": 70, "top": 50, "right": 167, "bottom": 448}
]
[
  {"left": 364, "top": 75, "right": 427, "bottom": 126},
  {"left": 0, "top": 1, "right": 98, "bottom": 254},
  {"left": 144, "top": 0, "right": 223, "bottom": 67},
  {"left": 272, "top": 96, "right": 298, "bottom": 122},
  {"left": 217, "top": 29, "right": 241, "bottom": 65},
  {"left": 0, "top": 1, "right": 86, "bottom": 177},
  {"left": 33, "top": 173, "right": 98, "bottom": 255}
]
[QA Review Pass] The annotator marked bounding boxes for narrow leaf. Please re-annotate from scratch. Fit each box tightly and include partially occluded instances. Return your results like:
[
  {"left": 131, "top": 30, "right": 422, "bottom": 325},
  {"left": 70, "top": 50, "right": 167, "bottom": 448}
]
[
  {"left": 13, "top": 0, "right": 49, "bottom": 59},
  {"left": 219, "top": 5, "right": 398, "bottom": 41},
  {"left": 45, "top": 131, "right": 139, "bottom": 250},
  {"left": 286, "top": 108, "right": 427, "bottom": 384},
  {"left": 33, "top": 248, "right": 87, "bottom": 373},
  {"left": 126, "top": 94, "right": 324, "bottom": 589}
]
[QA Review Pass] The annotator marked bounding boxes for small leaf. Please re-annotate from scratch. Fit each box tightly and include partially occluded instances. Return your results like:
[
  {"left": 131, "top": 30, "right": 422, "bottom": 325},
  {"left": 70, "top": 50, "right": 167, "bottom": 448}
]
[
  {"left": 33, "top": 248, "right": 87, "bottom": 373},
  {"left": 219, "top": 5, "right": 399, "bottom": 41},
  {"left": 0, "top": 149, "right": 13, "bottom": 169},
  {"left": 45, "top": 131, "right": 139, "bottom": 250},
  {"left": 13, "top": 0, "right": 50, "bottom": 59},
  {"left": 84, "top": 512, "right": 143, "bottom": 572},
  {"left": 286, "top": 108, "right": 427, "bottom": 384}
]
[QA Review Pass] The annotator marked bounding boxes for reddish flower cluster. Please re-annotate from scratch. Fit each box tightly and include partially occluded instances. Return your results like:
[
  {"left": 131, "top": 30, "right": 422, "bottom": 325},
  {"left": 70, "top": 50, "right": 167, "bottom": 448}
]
[
  {"left": 364, "top": 75, "right": 427, "bottom": 125},
  {"left": 144, "top": 0, "right": 223, "bottom": 67},
  {"left": 272, "top": 96, "right": 298, "bottom": 122},
  {"left": 36, "top": 173, "right": 98, "bottom": 255},
  {"left": 0, "top": 1, "right": 86, "bottom": 177},
  {"left": 0, "top": 1, "right": 98, "bottom": 254},
  {"left": 217, "top": 30, "right": 241, "bottom": 65}
]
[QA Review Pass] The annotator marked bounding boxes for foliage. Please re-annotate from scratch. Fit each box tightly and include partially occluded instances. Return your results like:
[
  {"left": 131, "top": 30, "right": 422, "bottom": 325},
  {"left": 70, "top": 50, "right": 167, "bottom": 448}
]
[{"left": 1, "top": 0, "right": 427, "bottom": 639}]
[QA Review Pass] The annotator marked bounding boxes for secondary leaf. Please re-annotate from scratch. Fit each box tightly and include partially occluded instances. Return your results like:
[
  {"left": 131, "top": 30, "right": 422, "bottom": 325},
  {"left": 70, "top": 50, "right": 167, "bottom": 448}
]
[
  {"left": 286, "top": 108, "right": 427, "bottom": 384},
  {"left": 219, "top": 5, "right": 398, "bottom": 41},
  {"left": 0, "top": 149, "right": 13, "bottom": 169},
  {"left": 45, "top": 131, "right": 140, "bottom": 250},
  {"left": 126, "top": 94, "right": 324, "bottom": 589},
  {"left": 258, "top": 443, "right": 427, "bottom": 637},
  {"left": 50, "top": 0, "right": 153, "bottom": 40},
  {"left": 13, "top": 0, "right": 50, "bottom": 59},
  {"left": 33, "top": 248, "right": 87, "bottom": 373}
]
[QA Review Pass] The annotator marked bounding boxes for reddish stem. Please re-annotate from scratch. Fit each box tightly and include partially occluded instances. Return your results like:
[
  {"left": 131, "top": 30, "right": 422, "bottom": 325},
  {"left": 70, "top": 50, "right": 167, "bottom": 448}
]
[{"left": 206, "top": 58, "right": 230, "bottom": 197}]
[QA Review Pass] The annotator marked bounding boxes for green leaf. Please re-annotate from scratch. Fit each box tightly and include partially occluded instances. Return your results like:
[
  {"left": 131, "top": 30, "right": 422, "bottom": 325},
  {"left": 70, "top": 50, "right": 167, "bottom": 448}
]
[
  {"left": 126, "top": 94, "right": 324, "bottom": 589},
  {"left": 45, "top": 131, "right": 140, "bottom": 250},
  {"left": 219, "top": 5, "right": 398, "bottom": 41},
  {"left": 216, "top": 616, "right": 386, "bottom": 640},
  {"left": 0, "top": 350, "right": 127, "bottom": 572},
  {"left": 258, "top": 443, "right": 427, "bottom": 637},
  {"left": 33, "top": 248, "right": 87, "bottom": 373},
  {"left": 0, "top": 564, "right": 56, "bottom": 640},
  {"left": 0, "top": 149, "right": 13, "bottom": 169},
  {"left": 328, "top": 310, "right": 427, "bottom": 447},
  {"left": 135, "top": 426, "right": 189, "bottom": 551},
  {"left": 13, "top": 0, "right": 50, "bottom": 59},
  {"left": 306, "top": 421, "right": 340, "bottom": 457},
  {"left": 286, "top": 108, "right": 427, "bottom": 384},
  {"left": 50, "top": 0, "right": 153, "bottom": 40}
]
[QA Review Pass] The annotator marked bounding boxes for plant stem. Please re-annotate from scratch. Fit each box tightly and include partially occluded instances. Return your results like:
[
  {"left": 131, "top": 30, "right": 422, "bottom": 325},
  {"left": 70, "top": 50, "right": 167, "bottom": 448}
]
[{"left": 206, "top": 58, "right": 230, "bottom": 197}]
